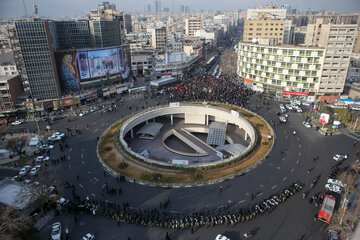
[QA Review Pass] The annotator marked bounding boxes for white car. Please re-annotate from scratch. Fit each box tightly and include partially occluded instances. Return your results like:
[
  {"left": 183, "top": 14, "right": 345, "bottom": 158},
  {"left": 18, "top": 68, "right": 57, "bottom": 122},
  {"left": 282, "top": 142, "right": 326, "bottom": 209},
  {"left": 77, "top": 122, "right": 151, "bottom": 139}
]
[
  {"left": 54, "top": 132, "right": 65, "bottom": 138},
  {"left": 19, "top": 165, "right": 31, "bottom": 176},
  {"left": 325, "top": 183, "right": 342, "bottom": 194},
  {"left": 327, "top": 179, "right": 345, "bottom": 188},
  {"left": 51, "top": 222, "right": 61, "bottom": 240},
  {"left": 42, "top": 144, "right": 54, "bottom": 150},
  {"left": 82, "top": 233, "right": 95, "bottom": 240},
  {"left": 22, "top": 179, "right": 32, "bottom": 185},
  {"left": 279, "top": 116, "right": 287, "bottom": 123},
  {"left": 215, "top": 234, "right": 230, "bottom": 240},
  {"left": 11, "top": 120, "right": 22, "bottom": 125},
  {"left": 333, "top": 154, "right": 347, "bottom": 162},
  {"left": 285, "top": 104, "right": 292, "bottom": 110},
  {"left": 30, "top": 165, "right": 41, "bottom": 176},
  {"left": 295, "top": 107, "right": 303, "bottom": 113},
  {"left": 303, "top": 122, "right": 311, "bottom": 128},
  {"left": 48, "top": 136, "right": 61, "bottom": 142},
  {"left": 35, "top": 156, "right": 50, "bottom": 163}
]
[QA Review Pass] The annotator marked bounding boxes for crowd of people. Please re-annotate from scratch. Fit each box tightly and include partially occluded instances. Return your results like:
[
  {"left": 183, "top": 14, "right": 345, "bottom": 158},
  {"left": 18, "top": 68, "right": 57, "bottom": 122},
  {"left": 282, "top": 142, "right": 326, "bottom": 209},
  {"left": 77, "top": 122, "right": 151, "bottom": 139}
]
[{"left": 154, "top": 74, "right": 253, "bottom": 107}]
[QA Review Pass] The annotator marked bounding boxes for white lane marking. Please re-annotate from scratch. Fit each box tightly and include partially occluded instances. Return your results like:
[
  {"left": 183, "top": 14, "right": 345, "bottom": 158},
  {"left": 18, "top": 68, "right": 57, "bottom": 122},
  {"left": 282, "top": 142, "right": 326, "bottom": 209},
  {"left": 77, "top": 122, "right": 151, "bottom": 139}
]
[
  {"left": 271, "top": 185, "right": 277, "bottom": 189},
  {"left": 94, "top": 177, "right": 99, "bottom": 182},
  {"left": 257, "top": 193, "right": 263, "bottom": 197},
  {"left": 79, "top": 184, "right": 84, "bottom": 189},
  {"left": 91, "top": 193, "right": 96, "bottom": 197},
  {"left": 238, "top": 200, "right": 246, "bottom": 204},
  {"left": 276, "top": 166, "right": 281, "bottom": 170},
  {"left": 68, "top": 156, "right": 71, "bottom": 160},
  {"left": 69, "top": 147, "right": 72, "bottom": 152},
  {"left": 283, "top": 177, "right": 287, "bottom": 181},
  {"left": 81, "top": 153, "right": 83, "bottom": 158},
  {"left": 82, "top": 148, "right": 84, "bottom": 152},
  {"left": 68, "top": 164, "right": 71, "bottom": 169},
  {"left": 282, "top": 158, "right": 286, "bottom": 161},
  {"left": 297, "top": 137, "right": 300, "bottom": 141},
  {"left": 296, "top": 160, "right": 299, "bottom": 164},
  {"left": 299, "top": 144, "right": 301, "bottom": 148},
  {"left": 285, "top": 135, "right": 288, "bottom": 139},
  {"left": 291, "top": 168, "right": 294, "bottom": 173},
  {"left": 260, "top": 184, "right": 264, "bottom": 187},
  {"left": 82, "top": 161, "right": 84, "bottom": 165},
  {"left": 88, "top": 171, "right": 91, "bottom": 174},
  {"left": 298, "top": 152, "right": 301, "bottom": 156},
  {"left": 345, "top": 133, "right": 360, "bottom": 141},
  {"left": 283, "top": 131, "right": 286, "bottom": 135}
]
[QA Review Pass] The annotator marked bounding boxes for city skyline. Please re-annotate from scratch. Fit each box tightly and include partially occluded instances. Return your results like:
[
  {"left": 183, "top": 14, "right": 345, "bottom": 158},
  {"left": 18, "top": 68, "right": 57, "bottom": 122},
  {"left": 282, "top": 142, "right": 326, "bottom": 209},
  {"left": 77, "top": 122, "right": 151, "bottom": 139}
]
[{"left": 0, "top": 0, "right": 359, "bottom": 20}]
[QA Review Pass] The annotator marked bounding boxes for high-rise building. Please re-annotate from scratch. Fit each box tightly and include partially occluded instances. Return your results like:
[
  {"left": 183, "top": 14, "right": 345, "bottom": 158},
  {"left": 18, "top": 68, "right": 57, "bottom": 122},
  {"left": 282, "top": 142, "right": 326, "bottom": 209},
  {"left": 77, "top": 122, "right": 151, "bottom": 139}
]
[
  {"left": 180, "top": 5, "right": 185, "bottom": 13},
  {"left": 89, "top": 20, "right": 121, "bottom": 48},
  {"left": 214, "top": 15, "right": 231, "bottom": 27},
  {"left": 185, "top": 19, "right": 202, "bottom": 36},
  {"left": 155, "top": 0, "right": 161, "bottom": 14},
  {"left": 151, "top": 27, "right": 167, "bottom": 53},
  {"left": 305, "top": 19, "right": 358, "bottom": 95},
  {"left": 123, "top": 14, "right": 132, "bottom": 34},
  {"left": 14, "top": 20, "right": 61, "bottom": 100},
  {"left": 147, "top": 4, "right": 151, "bottom": 13},
  {"left": 54, "top": 21, "right": 91, "bottom": 51},
  {"left": 0, "top": 75, "right": 22, "bottom": 112},
  {"left": 243, "top": 13, "right": 285, "bottom": 44}
]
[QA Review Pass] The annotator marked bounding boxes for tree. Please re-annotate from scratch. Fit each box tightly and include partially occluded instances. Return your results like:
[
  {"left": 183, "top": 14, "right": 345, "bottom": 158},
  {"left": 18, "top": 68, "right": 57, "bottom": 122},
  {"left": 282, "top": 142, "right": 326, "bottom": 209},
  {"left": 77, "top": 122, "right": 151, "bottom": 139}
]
[
  {"left": 6, "top": 136, "right": 27, "bottom": 155},
  {"left": 0, "top": 205, "right": 34, "bottom": 240}
]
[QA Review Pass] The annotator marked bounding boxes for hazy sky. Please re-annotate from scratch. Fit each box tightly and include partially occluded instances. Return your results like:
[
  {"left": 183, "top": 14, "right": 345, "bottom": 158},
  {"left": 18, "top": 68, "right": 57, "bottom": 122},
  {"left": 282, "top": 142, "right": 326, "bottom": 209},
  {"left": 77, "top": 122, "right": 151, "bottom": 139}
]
[{"left": 0, "top": 0, "right": 359, "bottom": 19}]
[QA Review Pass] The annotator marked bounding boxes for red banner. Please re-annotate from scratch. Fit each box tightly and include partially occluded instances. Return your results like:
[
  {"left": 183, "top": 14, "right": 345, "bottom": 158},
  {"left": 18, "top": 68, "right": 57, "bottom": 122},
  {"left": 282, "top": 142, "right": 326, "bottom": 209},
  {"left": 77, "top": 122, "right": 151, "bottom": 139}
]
[{"left": 282, "top": 91, "right": 308, "bottom": 96}]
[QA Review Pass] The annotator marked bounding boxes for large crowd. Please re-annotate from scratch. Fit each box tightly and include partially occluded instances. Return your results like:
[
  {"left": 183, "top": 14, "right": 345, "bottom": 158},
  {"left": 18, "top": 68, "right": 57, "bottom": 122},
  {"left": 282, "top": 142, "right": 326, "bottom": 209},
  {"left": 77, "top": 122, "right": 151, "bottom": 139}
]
[{"left": 155, "top": 74, "right": 253, "bottom": 107}]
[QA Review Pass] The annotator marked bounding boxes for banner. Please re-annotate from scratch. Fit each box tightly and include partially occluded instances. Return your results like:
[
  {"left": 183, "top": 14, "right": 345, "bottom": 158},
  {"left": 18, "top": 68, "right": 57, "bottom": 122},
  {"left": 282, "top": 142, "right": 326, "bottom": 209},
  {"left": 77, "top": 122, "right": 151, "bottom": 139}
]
[
  {"left": 320, "top": 113, "right": 330, "bottom": 124},
  {"left": 282, "top": 91, "right": 309, "bottom": 96}
]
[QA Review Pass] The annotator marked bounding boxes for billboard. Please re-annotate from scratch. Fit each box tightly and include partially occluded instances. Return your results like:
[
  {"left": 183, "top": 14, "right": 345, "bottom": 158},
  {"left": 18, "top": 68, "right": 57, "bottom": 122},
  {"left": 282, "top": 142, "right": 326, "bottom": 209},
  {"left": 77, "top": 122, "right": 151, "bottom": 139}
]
[
  {"left": 57, "top": 46, "right": 131, "bottom": 90},
  {"left": 320, "top": 113, "right": 330, "bottom": 125}
]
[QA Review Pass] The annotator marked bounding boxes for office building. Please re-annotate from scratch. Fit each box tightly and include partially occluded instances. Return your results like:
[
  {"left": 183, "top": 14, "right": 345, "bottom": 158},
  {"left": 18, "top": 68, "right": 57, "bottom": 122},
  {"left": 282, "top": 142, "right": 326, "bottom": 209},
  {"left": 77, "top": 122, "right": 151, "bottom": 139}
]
[
  {"left": 237, "top": 42, "right": 325, "bottom": 101},
  {"left": 185, "top": 19, "right": 202, "bottom": 36},
  {"left": 123, "top": 14, "right": 132, "bottom": 34},
  {"left": 14, "top": 20, "right": 61, "bottom": 100},
  {"left": 305, "top": 19, "right": 357, "bottom": 94},
  {"left": 54, "top": 21, "right": 91, "bottom": 51},
  {"left": 89, "top": 20, "right": 121, "bottom": 48},
  {"left": 147, "top": 4, "right": 151, "bottom": 13},
  {"left": 243, "top": 13, "right": 285, "bottom": 44},
  {"left": 214, "top": 15, "right": 231, "bottom": 27},
  {"left": 0, "top": 75, "right": 22, "bottom": 112},
  {"left": 246, "top": 5, "right": 287, "bottom": 20},
  {"left": 151, "top": 27, "right": 167, "bottom": 53},
  {"left": 155, "top": 0, "right": 161, "bottom": 14}
]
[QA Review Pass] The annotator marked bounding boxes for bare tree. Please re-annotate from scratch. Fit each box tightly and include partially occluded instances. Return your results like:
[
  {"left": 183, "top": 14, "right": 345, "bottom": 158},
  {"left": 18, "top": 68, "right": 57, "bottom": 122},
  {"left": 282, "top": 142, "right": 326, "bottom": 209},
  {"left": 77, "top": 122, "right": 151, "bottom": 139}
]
[
  {"left": 0, "top": 205, "right": 32, "bottom": 240},
  {"left": 6, "top": 136, "right": 27, "bottom": 155}
]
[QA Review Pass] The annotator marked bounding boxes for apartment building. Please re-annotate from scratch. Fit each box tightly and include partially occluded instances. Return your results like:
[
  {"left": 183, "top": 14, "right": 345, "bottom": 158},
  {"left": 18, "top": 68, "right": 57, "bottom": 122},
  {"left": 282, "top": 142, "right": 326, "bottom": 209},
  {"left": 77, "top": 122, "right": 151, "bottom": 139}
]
[
  {"left": 151, "top": 27, "right": 167, "bottom": 53},
  {"left": 246, "top": 5, "right": 287, "bottom": 20},
  {"left": 243, "top": 13, "right": 285, "bottom": 44},
  {"left": 237, "top": 42, "right": 325, "bottom": 101},
  {"left": 185, "top": 19, "right": 202, "bottom": 36},
  {"left": 0, "top": 75, "right": 22, "bottom": 112}
]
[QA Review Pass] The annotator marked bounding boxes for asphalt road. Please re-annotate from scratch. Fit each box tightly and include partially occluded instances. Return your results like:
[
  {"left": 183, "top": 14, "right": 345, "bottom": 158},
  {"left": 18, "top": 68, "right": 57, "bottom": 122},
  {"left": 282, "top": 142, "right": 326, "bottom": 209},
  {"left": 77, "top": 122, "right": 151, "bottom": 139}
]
[{"left": 5, "top": 93, "right": 360, "bottom": 240}]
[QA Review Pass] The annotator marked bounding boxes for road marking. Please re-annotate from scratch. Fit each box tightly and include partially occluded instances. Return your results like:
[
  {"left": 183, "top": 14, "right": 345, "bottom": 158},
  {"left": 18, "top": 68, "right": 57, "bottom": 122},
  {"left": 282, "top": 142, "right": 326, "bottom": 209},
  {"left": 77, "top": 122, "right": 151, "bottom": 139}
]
[
  {"left": 299, "top": 144, "right": 301, "bottom": 148},
  {"left": 79, "top": 184, "right": 84, "bottom": 189},
  {"left": 283, "top": 130, "right": 286, "bottom": 135},
  {"left": 283, "top": 177, "right": 287, "bottom": 181},
  {"left": 298, "top": 152, "right": 301, "bottom": 156},
  {"left": 285, "top": 135, "right": 288, "bottom": 139},
  {"left": 271, "top": 185, "right": 277, "bottom": 189},
  {"left": 291, "top": 168, "right": 294, "bottom": 173},
  {"left": 68, "top": 164, "right": 71, "bottom": 169},
  {"left": 238, "top": 200, "right": 246, "bottom": 204},
  {"left": 69, "top": 147, "right": 72, "bottom": 152},
  {"left": 82, "top": 161, "right": 84, "bottom": 165},
  {"left": 88, "top": 171, "right": 91, "bottom": 174},
  {"left": 282, "top": 158, "right": 285, "bottom": 161},
  {"left": 296, "top": 160, "right": 299, "bottom": 164},
  {"left": 68, "top": 156, "right": 70, "bottom": 160},
  {"left": 345, "top": 133, "right": 360, "bottom": 141},
  {"left": 257, "top": 193, "right": 263, "bottom": 197},
  {"left": 94, "top": 177, "right": 99, "bottom": 182},
  {"left": 259, "top": 184, "right": 264, "bottom": 187},
  {"left": 94, "top": 129, "right": 98, "bottom": 133},
  {"left": 276, "top": 166, "right": 281, "bottom": 170},
  {"left": 81, "top": 153, "right": 83, "bottom": 158},
  {"left": 91, "top": 193, "right": 96, "bottom": 197},
  {"left": 82, "top": 148, "right": 84, "bottom": 152}
]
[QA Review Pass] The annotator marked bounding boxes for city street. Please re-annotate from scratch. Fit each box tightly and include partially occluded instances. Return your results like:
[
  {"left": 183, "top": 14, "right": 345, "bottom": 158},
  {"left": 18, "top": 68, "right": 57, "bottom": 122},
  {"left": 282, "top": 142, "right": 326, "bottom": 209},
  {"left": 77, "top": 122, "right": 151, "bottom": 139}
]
[{"left": 5, "top": 93, "right": 359, "bottom": 240}]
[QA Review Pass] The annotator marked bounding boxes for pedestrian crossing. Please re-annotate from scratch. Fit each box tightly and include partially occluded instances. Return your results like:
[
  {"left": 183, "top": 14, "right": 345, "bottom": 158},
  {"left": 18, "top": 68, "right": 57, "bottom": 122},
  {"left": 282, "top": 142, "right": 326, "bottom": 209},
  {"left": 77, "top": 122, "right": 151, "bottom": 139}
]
[{"left": 344, "top": 131, "right": 360, "bottom": 142}]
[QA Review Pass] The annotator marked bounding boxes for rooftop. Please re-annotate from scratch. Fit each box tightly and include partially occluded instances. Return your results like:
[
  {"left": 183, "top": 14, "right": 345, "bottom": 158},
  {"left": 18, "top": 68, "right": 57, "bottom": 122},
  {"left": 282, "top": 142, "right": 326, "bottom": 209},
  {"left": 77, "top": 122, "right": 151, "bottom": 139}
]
[
  {"left": 0, "top": 75, "right": 18, "bottom": 83},
  {"left": 239, "top": 42, "right": 325, "bottom": 50},
  {"left": 0, "top": 178, "right": 34, "bottom": 210}
]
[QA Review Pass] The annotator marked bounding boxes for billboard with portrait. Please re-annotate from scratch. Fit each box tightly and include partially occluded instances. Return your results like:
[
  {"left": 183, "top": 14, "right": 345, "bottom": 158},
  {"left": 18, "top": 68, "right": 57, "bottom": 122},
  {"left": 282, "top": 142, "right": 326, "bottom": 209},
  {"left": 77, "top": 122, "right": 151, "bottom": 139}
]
[{"left": 320, "top": 113, "right": 330, "bottom": 125}]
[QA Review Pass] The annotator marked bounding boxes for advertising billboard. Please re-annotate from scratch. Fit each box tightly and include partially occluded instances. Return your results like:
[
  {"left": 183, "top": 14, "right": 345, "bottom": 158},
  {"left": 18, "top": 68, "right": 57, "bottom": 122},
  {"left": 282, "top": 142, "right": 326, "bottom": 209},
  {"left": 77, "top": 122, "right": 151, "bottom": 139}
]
[
  {"left": 57, "top": 46, "right": 131, "bottom": 90},
  {"left": 320, "top": 113, "right": 330, "bottom": 125}
]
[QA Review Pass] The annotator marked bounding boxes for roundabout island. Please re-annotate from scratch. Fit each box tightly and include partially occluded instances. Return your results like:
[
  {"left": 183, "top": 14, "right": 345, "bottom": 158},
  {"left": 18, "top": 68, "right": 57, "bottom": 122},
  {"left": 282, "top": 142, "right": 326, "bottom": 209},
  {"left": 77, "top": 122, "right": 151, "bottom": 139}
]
[{"left": 98, "top": 102, "right": 274, "bottom": 186}]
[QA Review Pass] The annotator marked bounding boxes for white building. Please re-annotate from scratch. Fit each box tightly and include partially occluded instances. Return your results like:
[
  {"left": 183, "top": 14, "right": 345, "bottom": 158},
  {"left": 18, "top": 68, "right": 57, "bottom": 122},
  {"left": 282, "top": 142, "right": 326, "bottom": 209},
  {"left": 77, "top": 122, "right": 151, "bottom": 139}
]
[
  {"left": 214, "top": 15, "right": 231, "bottom": 27},
  {"left": 185, "top": 19, "right": 202, "bottom": 36}
]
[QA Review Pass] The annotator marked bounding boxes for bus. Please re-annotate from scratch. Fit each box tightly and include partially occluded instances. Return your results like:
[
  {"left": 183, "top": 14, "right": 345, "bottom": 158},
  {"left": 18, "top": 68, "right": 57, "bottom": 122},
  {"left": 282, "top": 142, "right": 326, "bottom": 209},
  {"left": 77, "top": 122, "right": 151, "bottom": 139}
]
[{"left": 318, "top": 195, "right": 336, "bottom": 223}]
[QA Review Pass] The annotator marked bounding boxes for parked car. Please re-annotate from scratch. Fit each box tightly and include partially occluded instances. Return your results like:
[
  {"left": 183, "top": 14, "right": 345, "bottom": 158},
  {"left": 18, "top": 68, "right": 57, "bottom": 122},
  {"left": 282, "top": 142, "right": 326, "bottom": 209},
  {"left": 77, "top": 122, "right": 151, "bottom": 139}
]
[
  {"left": 30, "top": 165, "right": 41, "bottom": 176},
  {"left": 35, "top": 156, "right": 50, "bottom": 163},
  {"left": 51, "top": 222, "right": 61, "bottom": 240},
  {"left": 22, "top": 179, "right": 32, "bottom": 185},
  {"left": 333, "top": 154, "right": 347, "bottom": 162},
  {"left": 215, "top": 234, "right": 230, "bottom": 240},
  {"left": 325, "top": 183, "right": 342, "bottom": 194},
  {"left": 303, "top": 122, "right": 311, "bottom": 128},
  {"left": 11, "top": 120, "right": 22, "bottom": 126},
  {"left": 90, "top": 107, "right": 99, "bottom": 113},
  {"left": 54, "top": 132, "right": 65, "bottom": 138},
  {"left": 48, "top": 136, "right": 61, "bottom": 142},
  {"left": 81, "top": 233, "right": 95, "bottom": 240},
  {"left": 327, "top": 179, "right": 345, "bottom": 188},
  {"left": 285, "top": 104, "right": 292, "bottom": 110},
  {"left": 41, "top": 144, "right": 54, "bottom": 150},
  {"left": 279, "top": 116, "right": 287, "bottom": 123},
  {"left": 79, "top": 111, "right": 89, "bottom": 117},
  {"left": 19, "top": 165, "right": 31, "bottom": 176}
]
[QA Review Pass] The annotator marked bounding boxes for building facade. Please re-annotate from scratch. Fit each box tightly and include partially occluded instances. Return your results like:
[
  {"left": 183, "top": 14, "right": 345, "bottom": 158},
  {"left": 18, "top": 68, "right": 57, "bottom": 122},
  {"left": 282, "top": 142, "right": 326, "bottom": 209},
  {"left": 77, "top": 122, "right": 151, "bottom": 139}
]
[
  {"left": 0, "top": 75, "right": 22, "bottom": 112},
  {"left": 14, "top": 20, "right": 61, "bottom": 100},
  {"left": 185, "top": 19, "right": 202, "bottom": 36},
  {"left": 243, "top": 15, "right": 285, "bottom": 44},
  {"left": 151, "top": 27, "right": 167, "bottom": 53},
  {"left": 54, "top": 21, "right": 91, "bottom": 51},
  {"left": 89, "top": 20, "right": 121, "bottom": 48},
  {"left": 246, "top": 5, "right": 287, "bottom": 20},
  {"left": 237, "top": 42, "right": 325, "bottom": 100}
]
